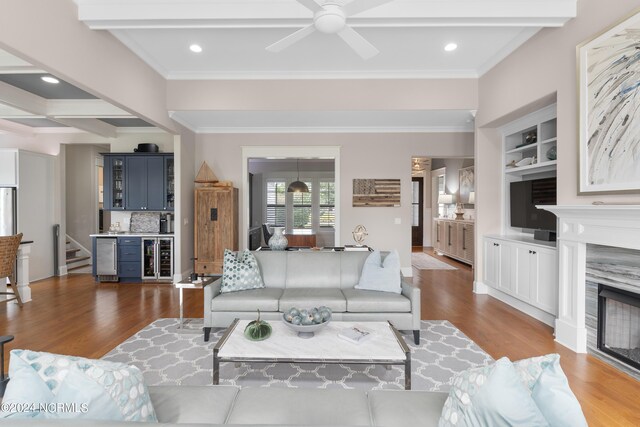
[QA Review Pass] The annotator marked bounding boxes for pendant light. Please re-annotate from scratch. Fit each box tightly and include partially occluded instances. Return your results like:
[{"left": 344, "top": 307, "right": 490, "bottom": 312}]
[{"left": 287, "top": 158, "right": 309, "bottom": 193}]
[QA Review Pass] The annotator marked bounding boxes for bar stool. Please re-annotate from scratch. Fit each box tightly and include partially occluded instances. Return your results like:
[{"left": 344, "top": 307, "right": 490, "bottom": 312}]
[
  {"left": 0, "top": 233, "right": 23, "bottom": 307},
  {"left": 0, "top": 335, "right": 14, "bottom": 397}
]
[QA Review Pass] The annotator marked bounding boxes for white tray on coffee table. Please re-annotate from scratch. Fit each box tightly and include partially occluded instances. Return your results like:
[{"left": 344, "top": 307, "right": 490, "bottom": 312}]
[{"left": 213, "top": 319, "right": 411, "bottom": 389}]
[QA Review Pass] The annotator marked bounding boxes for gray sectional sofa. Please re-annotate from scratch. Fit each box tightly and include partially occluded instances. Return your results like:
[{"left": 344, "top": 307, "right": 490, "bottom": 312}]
[
  {"left": 203, "top": 250, "right": 421, "bottom": 344},
  {"left": 0, "top": 385, "right": 449, "bottom": 426}
]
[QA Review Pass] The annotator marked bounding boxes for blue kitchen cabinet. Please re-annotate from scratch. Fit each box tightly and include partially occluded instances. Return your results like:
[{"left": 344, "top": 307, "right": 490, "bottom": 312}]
[{"left": 125, "top": 156, "right": 164, "bottom": 211}]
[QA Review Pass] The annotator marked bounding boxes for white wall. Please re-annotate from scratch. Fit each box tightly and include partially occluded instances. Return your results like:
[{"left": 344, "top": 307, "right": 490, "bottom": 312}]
[
  {"left": 196, "top": 132, "right": 473, "bottom": 271},
  {"left": 18, "top": 151, "right": 56, "bottom": 282},
  {"left": 474, "top": 0, "right": 640, "bottom": 288}
]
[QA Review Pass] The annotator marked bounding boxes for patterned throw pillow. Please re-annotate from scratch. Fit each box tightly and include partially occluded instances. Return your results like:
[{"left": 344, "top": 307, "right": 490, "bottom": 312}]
[
  {"left": 1, "top": 350, "right": 157, "bottom": 422},
  {"left": 439, "top": 357, "right": 548, "bottom": 427},
  {"left": 220, "top": 249, "right": 265, "bottom": 293}
]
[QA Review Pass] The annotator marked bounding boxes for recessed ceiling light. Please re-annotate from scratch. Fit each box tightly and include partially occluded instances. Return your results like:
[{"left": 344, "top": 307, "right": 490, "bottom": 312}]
[
  {"left": 189, "top": 44, "right": 203, "bottom": 53},
  {"left": 444, "top": 43, "right": 458, "bottom": 52},
  {"left": 41, "top": 76, "right": 60, "bottom": 84}
]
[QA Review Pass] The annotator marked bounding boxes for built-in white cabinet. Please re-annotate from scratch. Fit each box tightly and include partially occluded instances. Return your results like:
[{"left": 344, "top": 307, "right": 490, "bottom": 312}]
[
  {"left": 0, "top": 149, "right": 18, "bottom": 187},
  {"left": 483, "top": 236, "right": 557, "bottom": 316},
  {"left": 434, "top": 219, "right": 474, "bottom": 265}
]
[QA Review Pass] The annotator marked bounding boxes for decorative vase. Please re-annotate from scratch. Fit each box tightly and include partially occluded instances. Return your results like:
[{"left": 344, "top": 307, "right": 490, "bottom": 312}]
[
  {"left": 546, "top": 146, "right": 557, "bottom": 161},
  {"left": 268, "top": 226, "right": 288, "bottom": 250}
]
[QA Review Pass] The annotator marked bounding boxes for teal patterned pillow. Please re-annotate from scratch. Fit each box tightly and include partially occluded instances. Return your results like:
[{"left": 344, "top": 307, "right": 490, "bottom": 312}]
[
  {"left": 1, "top": 350, "right": 157, "bottom": 422},
  {"left": 220, "top": 249, "right": 265, "bottom": 293},
  {"left": 439, "top": 357, "right": 549, "bottom": 427}
]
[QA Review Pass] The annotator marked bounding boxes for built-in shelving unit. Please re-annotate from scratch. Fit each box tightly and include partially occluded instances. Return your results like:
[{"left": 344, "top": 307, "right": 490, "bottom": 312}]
[
  {"left": 500, "top": 103, "right": 557, "bottom": 236},
  {"left": 478, "top": 103, "right": 559, "bottom": 327}
]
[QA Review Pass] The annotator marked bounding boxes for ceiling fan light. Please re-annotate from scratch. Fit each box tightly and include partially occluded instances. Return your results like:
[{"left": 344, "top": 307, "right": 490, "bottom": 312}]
[
  {"left": 287, "top": 180, "right": 309, "bottom": 193},
  {"left": 314, "top": 6, "right": 346, "bottom": 34}
]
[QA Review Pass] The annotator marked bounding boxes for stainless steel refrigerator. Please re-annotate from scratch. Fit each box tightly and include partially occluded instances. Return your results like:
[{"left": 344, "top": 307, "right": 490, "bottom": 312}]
[{"left": 0, "top": 188, "right": 17, "bottom": 237}]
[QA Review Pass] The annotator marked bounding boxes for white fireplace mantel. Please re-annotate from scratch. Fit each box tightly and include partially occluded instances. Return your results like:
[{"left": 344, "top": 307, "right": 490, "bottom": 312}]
[{"left": 540, "top": 205, "right": 640, "bottom": 353}]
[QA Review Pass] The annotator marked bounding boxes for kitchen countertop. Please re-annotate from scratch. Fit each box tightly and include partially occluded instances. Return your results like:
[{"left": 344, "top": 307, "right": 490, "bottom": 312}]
[{"left": 90, "top": 232, "right": 174, "bottom": 237}]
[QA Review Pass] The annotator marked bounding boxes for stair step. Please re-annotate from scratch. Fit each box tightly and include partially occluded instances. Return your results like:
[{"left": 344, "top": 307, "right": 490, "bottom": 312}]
[
  {"left": 67, "top": 263, "right": 91, "bottom": 272},
  {"left": 66, "top": 256, "right": 90, "bottom": 265},
  {"left": 66, "top": 248, "right": 80, "bottom": 258}
]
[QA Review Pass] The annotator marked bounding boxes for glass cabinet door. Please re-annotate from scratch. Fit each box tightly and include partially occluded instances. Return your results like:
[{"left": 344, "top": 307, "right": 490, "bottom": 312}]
[
  {"left": 164, "top": 156, "right": 174, "bottom": 211},
  {"left": 110, "top": 156, "right": 125, "bottom": 209},
  {"left": 142, "top": 239, "right": 156, "bottom": 279},
  {"left": 158, "top": 238, "right": 173, "bottom": 279}
]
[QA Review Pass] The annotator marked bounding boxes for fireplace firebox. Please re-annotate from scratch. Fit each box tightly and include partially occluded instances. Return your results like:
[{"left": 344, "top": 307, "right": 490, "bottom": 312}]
[{"left": 597, "top": 284, "right": 640, "bottom": 371}]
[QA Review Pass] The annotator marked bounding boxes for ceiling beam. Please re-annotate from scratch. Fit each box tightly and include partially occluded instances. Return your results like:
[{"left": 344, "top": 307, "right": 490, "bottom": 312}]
[
  {"left": 52, "top": 117, "right": 117, "bottom": 138},
  {"left": 47, "top": 99, "right": 133, "bottom": 118},
  {"left": 0, "top": 80, "right": 47, "bottom": 115},
  {"left": 75, "top": 0, "right": 577, "bottom": 29},
  {"left": 0, "top": 118, "right": 35, "bottom": 136}
]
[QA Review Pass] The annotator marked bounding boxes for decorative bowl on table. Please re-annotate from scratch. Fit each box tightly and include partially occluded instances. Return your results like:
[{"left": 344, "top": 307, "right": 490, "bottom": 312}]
[{"left": 282, "top": 306, "right": 332, "bottom": 338}]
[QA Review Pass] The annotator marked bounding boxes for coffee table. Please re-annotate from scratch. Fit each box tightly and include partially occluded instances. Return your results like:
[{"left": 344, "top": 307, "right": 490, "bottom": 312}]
[{"left": 213, "top": 319, "right": 412, "bottom": 389}]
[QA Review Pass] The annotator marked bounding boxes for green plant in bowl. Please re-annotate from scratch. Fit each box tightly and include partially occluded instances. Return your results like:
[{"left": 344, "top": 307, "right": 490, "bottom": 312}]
[{"left": 244, "top": 309, "right": 272, "bottom": 341}]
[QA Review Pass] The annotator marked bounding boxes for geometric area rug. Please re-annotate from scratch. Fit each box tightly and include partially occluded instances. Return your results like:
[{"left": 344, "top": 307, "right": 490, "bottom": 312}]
[{"left": 102, "top": 319, "right": 493, "bottom": 393}]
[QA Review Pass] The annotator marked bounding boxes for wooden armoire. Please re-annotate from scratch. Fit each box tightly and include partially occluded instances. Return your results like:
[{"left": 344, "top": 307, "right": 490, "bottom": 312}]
[{"left": 194, "top": 186, "right": 238, "bottom": 274}]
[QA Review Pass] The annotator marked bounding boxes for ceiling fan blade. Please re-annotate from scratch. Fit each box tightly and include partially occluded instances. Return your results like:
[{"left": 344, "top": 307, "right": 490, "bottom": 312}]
[
  {"left": 343, "top": 0, "right": 394, "bottom": 17},
  {"left": 266, "top": 24, "right": 316, "bottom": 53},
  {"left": 295, "top": 0, "right": 323, "bottom": 13},
  {"left": 337, "top": 26, "right": 379, "bottom": 60}
]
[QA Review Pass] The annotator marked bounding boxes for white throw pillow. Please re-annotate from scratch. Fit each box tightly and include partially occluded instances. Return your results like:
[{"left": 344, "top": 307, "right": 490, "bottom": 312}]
[{"left": 355, "top": 250, "right": 402, "bottom": 294}]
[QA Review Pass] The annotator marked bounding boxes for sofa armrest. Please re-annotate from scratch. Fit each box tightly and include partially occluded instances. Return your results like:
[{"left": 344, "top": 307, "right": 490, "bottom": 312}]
[
  {"left": 204, "top": 277, "right": 222, "bottom": 326},
  {"left": 401, "top": 279, "right": 421, "bottom": 330}
]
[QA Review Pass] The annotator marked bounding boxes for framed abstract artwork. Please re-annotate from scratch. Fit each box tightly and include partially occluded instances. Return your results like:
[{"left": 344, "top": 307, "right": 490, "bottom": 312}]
[
  {"left": 459, "top": 166, "right": 474, "bottom": 204},
  {"left": 578, "top": 9, "right": 640, "bottom": 193}
]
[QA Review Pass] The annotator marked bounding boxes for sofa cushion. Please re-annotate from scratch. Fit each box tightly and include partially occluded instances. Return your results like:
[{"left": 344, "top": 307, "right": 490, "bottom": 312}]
[
  {"left": 342, "top": 289, "right": 411, "bottom": 313},
  {"left": 369, "top": 390, "right": 447, "bottom": 427},
  {"left": 285, "top": 252, "right": 342, "bottom": 288},
  {"left": 253, "top": 251, "right": 287, "bottom": 289},
  {"left": 355, "top": 250, "right": 401, "bottom": 294},
  {"left": 279, "top": 288, "right": 347, "bottom": 312},
  {"left": 211, "top": 288, "right": 283, "bottom": 312},
  {"left": 340, "top": 251, "right": 371, "bottom": 289},
  {"left": 148, "top": 385, "right": 238, "bottom": 424},
  {"left": 226, "top": 387, "right": 371, "bottom": 426},
  {"left": 221, "top": 250, "right": 265, "bottom": 293}
]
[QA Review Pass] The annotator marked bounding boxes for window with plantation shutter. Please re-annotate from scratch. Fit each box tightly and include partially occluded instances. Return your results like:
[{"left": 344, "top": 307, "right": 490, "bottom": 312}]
[
  {"left": 292, "top": 182, "right": 313, "bottom": 230},
  {"left": 266, "top": 180, "right": 286, "bottom": 226},
  {"left": 319, "top": 181, "right": 335, "bottom": 228}
]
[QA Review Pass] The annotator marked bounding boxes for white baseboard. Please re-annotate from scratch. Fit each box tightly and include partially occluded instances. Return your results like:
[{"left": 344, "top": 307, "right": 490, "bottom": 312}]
[
  {"left": 555, "top": 318, "right": 588, "bottom": 353},
  {"left": 479, "top": 283, "right": 556, "bottom": 328},
  {"left": 401, "top": 267, "right": 413, "bottom": 277},
  {"left": 473, "top": 281, "right": 490, "bottom": 294},
  {"left": 58, "top": 265, "right": 68, "bottom": 276}
]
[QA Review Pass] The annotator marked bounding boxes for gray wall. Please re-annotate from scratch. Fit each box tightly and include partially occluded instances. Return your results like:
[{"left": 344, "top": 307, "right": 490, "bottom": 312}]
[
  {"left": 197, "top": 132, "right": 474, "bottom": 272},
  {"left": 65, "top": 144, "right": 108, "bottom": 251},
  {"left": 18, "top": 151, "right": 56, "bottom": 281}
]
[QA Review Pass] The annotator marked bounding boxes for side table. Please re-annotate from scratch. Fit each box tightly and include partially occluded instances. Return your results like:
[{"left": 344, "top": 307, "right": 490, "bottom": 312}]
[{"left": 174, "top": 277, "right": 214, "bottom": 329}]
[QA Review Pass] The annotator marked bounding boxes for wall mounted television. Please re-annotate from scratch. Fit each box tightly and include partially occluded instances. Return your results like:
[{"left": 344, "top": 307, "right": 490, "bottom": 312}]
[{"left": 510, "top": 177, "right": 557, "bottom": 232}]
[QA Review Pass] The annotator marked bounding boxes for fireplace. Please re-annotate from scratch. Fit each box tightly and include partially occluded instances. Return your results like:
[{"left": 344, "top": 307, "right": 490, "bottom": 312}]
[
  {"left": 597, "top": 285, "right": 640, "bottom": 371},
  {"left": 540, "top": 205, "right": 640, "bottom": 379}
]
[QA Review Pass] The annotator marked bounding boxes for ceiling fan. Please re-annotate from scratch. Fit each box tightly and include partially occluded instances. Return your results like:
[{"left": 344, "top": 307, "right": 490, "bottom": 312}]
[{"left": 266, "top": 0, "right": 393, "bottom": 60}]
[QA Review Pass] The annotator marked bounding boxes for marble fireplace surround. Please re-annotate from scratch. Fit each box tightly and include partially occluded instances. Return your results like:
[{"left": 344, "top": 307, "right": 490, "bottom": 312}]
[{"left": 542, "top": 205, "right": 640, "bottom": 353}]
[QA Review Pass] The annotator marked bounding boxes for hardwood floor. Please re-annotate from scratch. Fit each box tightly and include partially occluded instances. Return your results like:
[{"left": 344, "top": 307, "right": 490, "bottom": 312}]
[{"left": 1, "top": 256, "right": 639, "bottom": 426}]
